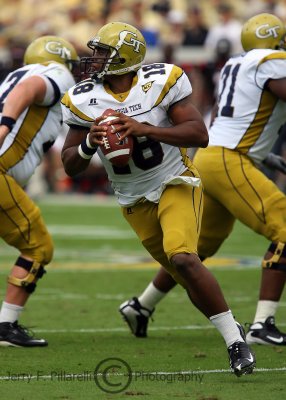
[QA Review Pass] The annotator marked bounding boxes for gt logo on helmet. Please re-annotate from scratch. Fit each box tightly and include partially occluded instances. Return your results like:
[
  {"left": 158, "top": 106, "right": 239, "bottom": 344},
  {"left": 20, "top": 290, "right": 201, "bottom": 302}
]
[
  {"left": 45, "top": 41, "right": 72, "bottom": 60},
  {"left": 256, "top": 24, "right": 281, "bottom": 39},
  {"left": 119, "top": 30, "right": 145, "bottom": 53}
]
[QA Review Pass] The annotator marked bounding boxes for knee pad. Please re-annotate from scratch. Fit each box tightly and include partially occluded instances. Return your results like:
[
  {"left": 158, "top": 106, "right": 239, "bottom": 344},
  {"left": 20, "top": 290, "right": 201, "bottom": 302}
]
[
  {"left": 262, "top": 242, "right": 286, "bottom": 272},
  {"left": 8, "top": 256, "right": 47, "bottom": 293}
]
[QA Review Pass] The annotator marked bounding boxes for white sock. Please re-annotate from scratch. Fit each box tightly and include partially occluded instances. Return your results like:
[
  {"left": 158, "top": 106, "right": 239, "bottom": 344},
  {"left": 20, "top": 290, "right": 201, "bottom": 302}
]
[
  {"left": 138, "top": 282, "right": 166, "bottom": 311},
  {"left": 210, "top": 310, "right": 244, "bottom": 348},
  {"left": 0, "top": 301, "right": 24, "bottom": 323},
  {"left": 253, "top": 300, "right": 279, "bottom": 323}
]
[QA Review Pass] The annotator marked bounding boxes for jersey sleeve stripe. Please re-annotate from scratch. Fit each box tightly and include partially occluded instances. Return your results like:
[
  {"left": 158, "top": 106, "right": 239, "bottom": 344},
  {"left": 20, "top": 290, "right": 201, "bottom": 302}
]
[
  {"left": 236, "top": 89, "right": 278, "bottom": 153},
  {"left": 0, "top": 105, "right": 49, "bottom": 172},
  {"left": 258, "top": 51, "right": 286, "bottom": 66},
  {"left": 153, "top": 65, "right": 184, "bottom": 108},
  {"left": 61, "top": 92, "right": 94, "bottom": 123},
  {"left": 47, "top": 77, "right": 61, "bottom": 107}
]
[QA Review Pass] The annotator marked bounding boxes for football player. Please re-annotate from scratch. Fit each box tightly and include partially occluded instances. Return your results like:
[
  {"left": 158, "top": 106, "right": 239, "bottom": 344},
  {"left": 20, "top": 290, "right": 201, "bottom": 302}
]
[
  {"left": 0, "top": 36, "right": 79, "bottom": 346},
  {"left": 120, "top": 13, "right": 286, "bottom": 347},
  {"left": 61, "top": 21, "right": 255, "bottom": 376}
]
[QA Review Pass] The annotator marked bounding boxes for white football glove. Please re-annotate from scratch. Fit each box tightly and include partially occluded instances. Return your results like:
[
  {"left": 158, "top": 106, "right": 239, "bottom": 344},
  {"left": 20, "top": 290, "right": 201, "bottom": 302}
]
[{"left": 263, "top": 152, "right": 286, "bottom": 174}]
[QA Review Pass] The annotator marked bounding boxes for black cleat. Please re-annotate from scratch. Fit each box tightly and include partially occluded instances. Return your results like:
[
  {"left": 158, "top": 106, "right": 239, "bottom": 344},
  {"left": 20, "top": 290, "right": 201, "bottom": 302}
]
[
  {"left": 0, "top": 321, "right": 48, "bottom": 347},
  {"left": 119, "top": 297, "right": 154, "bottom": 337},
  {"left": 246, "top": 316, "right": 286, "bottom": 346},
  {"left": 228, "top": 322, "right": 256, "bottom": 377}
]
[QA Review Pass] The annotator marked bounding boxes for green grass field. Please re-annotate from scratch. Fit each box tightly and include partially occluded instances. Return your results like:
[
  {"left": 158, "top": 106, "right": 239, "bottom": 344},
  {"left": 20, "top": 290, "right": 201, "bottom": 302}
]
[{"left": 0, "top": 195, "right": 285, "bottom": 400}]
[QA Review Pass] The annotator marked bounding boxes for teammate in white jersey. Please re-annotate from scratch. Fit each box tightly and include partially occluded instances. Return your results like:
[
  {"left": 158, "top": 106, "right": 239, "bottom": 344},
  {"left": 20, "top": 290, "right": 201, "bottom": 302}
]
[
  {"left": 61, "top": 21, "right": 255, "bottom": 376},
  {"left": 0, "top": 36, "right": 78, "bottom": 347},
  {"left": 120, "top": 13, "right": 286, "bottom": 347}
]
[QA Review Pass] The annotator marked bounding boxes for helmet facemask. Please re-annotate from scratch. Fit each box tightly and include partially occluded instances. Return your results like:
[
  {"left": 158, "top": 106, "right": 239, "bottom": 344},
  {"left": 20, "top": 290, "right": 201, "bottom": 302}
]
[
  {"left": 81, "top": 42, "right": 123, "bottom": 79},
  {"left": 278, "top": 35, "right": 286, "bottom": 51},
  {"left": 80, "top": 22, "right": 146, "bottom": 80}
]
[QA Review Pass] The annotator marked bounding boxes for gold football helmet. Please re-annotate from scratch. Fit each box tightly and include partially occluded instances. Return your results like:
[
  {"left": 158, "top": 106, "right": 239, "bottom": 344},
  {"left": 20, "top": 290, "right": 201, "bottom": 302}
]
[
  {"left": 81, "top": 22, "right": 146, "bottom": 79},
  {"left": 241, "top": 13, "right": 286, "bottom": 51},
  {"left": 24, "top": 36, "right": 79, "bottom": 71}
]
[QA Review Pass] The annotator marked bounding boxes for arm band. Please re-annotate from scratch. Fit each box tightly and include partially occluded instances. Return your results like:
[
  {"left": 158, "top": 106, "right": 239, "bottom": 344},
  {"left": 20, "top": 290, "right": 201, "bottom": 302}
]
[
  {"left": 78, "top": 133, "right": 98, "bottom": 160},
  {"left": 1, "top": 116, "right": 16, "bottom": 132}
]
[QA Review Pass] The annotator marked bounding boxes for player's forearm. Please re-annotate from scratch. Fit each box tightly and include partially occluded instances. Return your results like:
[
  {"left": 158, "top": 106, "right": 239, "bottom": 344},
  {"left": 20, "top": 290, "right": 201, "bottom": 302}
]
[
  {"left": 3, "top": 91, "right": 32, "bottom": 120},
  {"left": 0, "top": 86, "right": 36, "bottom": 145},
  {"left": 61, "top": 146, "right": 91, "bottom": 177},
  {"left": 0, "top": 126, "right": 10, "bottom": 148},
  {"left": 146, "top": 122, "right": 209, "bottom": 148},
  {"left": 2, "top": 78, "right": 45, "bottom": 120}
]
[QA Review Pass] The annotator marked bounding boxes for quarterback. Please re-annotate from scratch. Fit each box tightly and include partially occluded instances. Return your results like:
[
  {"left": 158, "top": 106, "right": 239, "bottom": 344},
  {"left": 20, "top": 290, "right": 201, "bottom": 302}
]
[
  {"left": 61, "top": 21, "right": 255, "bottom": 376},
  {"left": 120, "top": 13, "right": 286, "bottom": 347},
  {"left": 0, "top": 36, "right": 78, "bottom": 346}
]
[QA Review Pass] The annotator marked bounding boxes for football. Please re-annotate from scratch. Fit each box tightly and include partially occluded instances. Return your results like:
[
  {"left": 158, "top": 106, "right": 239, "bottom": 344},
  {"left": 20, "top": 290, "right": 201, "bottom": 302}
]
[{"left": 98, "top": 111, "right": 133, "bottom": 167}]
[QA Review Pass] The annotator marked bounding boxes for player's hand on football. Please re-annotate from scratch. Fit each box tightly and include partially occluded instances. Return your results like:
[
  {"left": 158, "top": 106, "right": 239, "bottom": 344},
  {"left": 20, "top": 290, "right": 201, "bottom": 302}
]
[
  {"left": 263, "top": 152, "right": 286, "bottom": 174},
  {"left": 89, "top": 117, "right": 108, "bottom": 146},
  {"left": 99, "top": 112, "right": 150, "bottom": 140}
]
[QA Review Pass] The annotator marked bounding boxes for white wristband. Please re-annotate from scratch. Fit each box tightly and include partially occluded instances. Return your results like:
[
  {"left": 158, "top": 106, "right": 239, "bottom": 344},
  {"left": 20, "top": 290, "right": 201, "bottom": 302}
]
[
  {"left": 77, "top": 133, "right": 98, "bottom": 159},
  {"left": 78, "top": 144, "right": 94, "bottom": 159}
]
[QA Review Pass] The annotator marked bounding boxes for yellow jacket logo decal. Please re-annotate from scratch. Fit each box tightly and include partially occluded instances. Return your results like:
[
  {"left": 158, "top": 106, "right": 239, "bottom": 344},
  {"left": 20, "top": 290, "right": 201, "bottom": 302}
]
[{"left": 142, "top": 81, "right": 154, "bottom": 93}]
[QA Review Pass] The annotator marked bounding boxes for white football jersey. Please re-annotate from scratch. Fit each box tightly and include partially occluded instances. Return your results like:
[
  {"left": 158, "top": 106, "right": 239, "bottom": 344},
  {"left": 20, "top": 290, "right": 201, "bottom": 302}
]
[
  {"left": 61, "top": 63, "right": 196, "bottom": 206},
  {"left": 209, "top": 49, "right": 286, "bottom": 165},
  {"left": 0, "top": 62, "right": 75, "bottom": 186}
]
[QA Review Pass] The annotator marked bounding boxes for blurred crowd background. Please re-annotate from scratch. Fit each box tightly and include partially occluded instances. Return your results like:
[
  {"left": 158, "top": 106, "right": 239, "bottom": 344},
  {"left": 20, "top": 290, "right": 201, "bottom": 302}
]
[{"left": 1, "top": 0, "right": 286, "bottom": 196}]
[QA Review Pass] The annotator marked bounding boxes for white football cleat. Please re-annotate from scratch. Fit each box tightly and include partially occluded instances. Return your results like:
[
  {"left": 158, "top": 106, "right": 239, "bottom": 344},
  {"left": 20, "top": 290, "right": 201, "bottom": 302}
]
[{"left": 119, "top": 297, "right": 154, "bottom": 337}]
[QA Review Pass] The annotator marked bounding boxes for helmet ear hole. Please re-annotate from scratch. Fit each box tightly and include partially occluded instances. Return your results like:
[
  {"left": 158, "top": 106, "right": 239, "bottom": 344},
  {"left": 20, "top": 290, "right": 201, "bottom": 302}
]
[{"left": 119, "top": 58, "right": 126, "bottom": 64}]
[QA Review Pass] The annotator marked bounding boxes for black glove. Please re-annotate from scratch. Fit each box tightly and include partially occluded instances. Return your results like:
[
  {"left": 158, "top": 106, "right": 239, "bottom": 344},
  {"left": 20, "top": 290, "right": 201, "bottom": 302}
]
[{"left": 263, "top": 152, "right": 286, "bottom": 174}]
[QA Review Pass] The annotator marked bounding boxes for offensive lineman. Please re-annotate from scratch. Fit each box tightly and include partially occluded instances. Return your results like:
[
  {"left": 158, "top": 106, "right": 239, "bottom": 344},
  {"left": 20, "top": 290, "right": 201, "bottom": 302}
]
[
  {"left": 61, "top": 21, "right": 255, "bottom": 376},
  {"left": 120, "top": 13, "right": 286, "bottom": 347},
  {"left": 0, "top": 36, "right": 78, "bottom": 346}
]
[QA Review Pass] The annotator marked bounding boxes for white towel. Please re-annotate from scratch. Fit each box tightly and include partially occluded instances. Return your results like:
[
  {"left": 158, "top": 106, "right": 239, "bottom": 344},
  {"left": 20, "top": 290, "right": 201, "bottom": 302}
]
[{"left": 146, "top": 175, "right": 201, "bottom": 203}]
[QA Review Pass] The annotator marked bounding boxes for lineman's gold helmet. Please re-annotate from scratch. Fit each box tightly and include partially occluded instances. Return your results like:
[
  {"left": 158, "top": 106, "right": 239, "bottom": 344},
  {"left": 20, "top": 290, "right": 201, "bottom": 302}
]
[
  {"left": 241, "top": 13, "right": 286, "bottom": 51},
  {"left": 81, "top": 22, "right": 146, "bottom": 79},
  {"left": 24, "top": 36, "right": 79, "bottom": 71}
]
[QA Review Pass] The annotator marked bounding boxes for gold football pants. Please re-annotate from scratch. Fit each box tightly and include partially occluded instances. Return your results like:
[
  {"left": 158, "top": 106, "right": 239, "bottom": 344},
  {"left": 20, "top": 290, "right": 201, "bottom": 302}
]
[
  {"left": 194, "top": 146, "right": 286, "bottom": 258},
  {"left": 0, "top": 174, "right": 53, "bottom": 264},
  {"left": 122, "top": 168, "right": 203, "bottom": 285}
]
